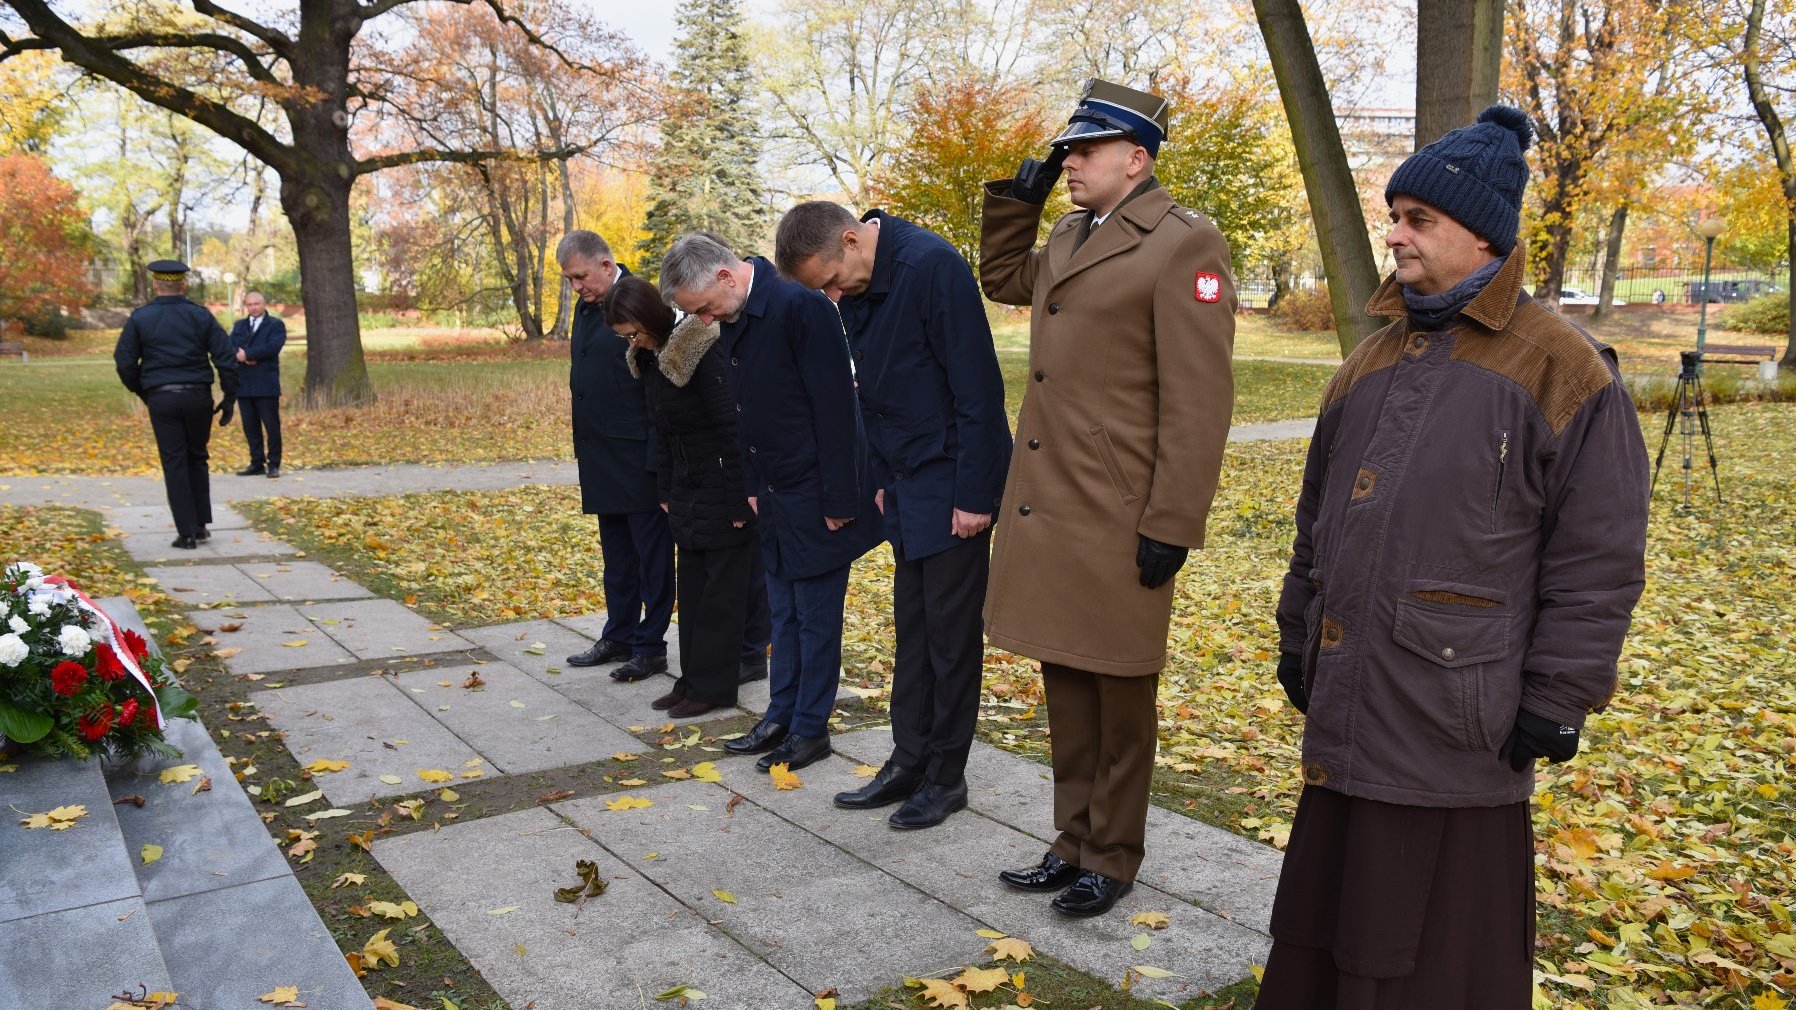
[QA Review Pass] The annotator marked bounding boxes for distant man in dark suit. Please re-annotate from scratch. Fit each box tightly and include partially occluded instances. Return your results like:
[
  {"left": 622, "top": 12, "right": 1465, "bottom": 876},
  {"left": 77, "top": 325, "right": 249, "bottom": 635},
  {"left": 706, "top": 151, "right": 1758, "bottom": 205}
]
[
  {"left": 776, "top": 202, "right": 1013, "bottom": 830},
  {"left": 229, "top": 291, "right": 287, "bottom": 478},
  {"left": 662, "top": 232, "right": 884, "bottom": 773},
  {"left": 558, "top": 229, "right": 674, "bottom": 684}
]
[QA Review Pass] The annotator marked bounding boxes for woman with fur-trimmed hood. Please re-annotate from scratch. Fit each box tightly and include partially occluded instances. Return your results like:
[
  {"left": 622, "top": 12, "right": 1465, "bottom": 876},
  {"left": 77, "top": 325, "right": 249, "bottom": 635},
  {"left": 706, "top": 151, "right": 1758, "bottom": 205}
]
[{"left": 606, "top": 276, "right": 759, "bottom": 718}]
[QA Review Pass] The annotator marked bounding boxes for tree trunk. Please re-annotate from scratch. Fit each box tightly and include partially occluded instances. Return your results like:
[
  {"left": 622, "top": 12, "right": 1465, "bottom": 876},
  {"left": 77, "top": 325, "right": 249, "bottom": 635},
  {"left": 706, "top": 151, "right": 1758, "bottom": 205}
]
[
  {"left": 1784, "top": 217, "right": 1796, "bottom": 373},
  {"left": 281, "top": 168, "right": 370, "bottom": 406},
  {"left": 1415, "top": 0, "right": 1505, "bottom": 148},
  {"left": 1252, "top": 0, "right": 1382, "bottom": 354},
  {"left": 549, "top": 156, "right": 575, "bottom": 340},
  {"left": 1592, "top": 202, "right": 1628, "bottom": 321}
]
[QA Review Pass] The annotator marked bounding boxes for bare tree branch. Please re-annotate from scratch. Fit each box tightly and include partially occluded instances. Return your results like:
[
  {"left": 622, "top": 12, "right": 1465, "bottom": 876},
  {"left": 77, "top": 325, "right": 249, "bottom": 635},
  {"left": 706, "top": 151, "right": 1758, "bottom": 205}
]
[{"left": 188, "top": 0, "right": 293, "bottom": 54}]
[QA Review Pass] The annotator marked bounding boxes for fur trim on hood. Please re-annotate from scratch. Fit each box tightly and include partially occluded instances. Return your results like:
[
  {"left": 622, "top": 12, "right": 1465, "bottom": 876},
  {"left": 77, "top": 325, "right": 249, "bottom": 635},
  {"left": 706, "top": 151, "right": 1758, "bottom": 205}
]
[{"left": 625, "top": 315, "right": 722, "bottom": 387}]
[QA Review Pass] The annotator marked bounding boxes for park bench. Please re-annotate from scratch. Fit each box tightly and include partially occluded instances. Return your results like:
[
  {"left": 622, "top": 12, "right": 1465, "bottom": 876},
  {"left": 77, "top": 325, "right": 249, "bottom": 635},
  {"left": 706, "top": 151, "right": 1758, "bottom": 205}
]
[
  {"left": 1702, "top": 343, "right": 1778, "bottom": 365},
  {"left": 0, "top": 340, "right": 26, "bottom": 363}
]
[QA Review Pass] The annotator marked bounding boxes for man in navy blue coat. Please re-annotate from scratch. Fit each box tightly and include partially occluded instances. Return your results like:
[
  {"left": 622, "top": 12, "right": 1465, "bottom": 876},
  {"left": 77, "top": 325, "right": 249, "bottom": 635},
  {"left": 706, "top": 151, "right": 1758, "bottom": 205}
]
[
  {"left": 229, "top": 291, "right": 287, "bottom": 478},
  {"left": 557, "top": 230, "right": 675, "bottom": 683},
  {"left": 662, "top": 232, "right": 884, "bottom": 773},
  {"left": 776, "top": 203, "right": 1012, "bottom": 829}
]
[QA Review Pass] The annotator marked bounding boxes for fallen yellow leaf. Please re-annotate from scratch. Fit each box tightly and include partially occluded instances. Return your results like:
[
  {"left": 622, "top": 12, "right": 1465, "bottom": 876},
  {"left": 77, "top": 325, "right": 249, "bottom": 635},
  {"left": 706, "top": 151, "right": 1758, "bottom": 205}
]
[
  {"left": 281, "top": 638, "right": 308, "bottom": 648},
  {"left": 304, "top": 758, "right": 350, "bottom": 773},
  {"left": 691, "top": 761, "right": 723, "bottom": 783},
  {"left": 212, "top": 646, "right": 243, "bottom": 659},
  {"left": 851, "top": 764, "right": 880, "bottom": 778},
  {"left": 712, "top": 889, "right": 737, "bottom": 904},
  {"left": 617, "top": 777, "right": 649, "bottom": 787},
  {"left": 916, "top": 977, "right": 970, "bottom": 1009},
  {"left": 369, "top": 899, "right": 419, "bottom": 919},
  {"left": 159, "top": 763, "right": 203, "bottom": 784},
  {"left": 815, "top": 999, "right": 837, "bottom": 1010},
  {"left": 770, "top": 762, "right": 803, "bottom": 791},
  {"left": 372, "top": 998, "right": 423, "bottom": 1010},
  {"left": 258, "top": 986, "right": 301, "bottom": 1006},
  {"left": 417, "top": 768, "right": 453, "bottom": 783},
  {"left": 141, "top": 843, "right": 163, "bottom": 865},
  {"left": 987, "top": 936, "right": 1034, "bottom": 962},
  {"left": 605, "top": 794, "right": 654, "bottom": 811},
  {"left": 378, "top": 774, "right": 403, "bottom": 784},
  {"left": 953, "top": 965, "right": 1009, "bottom": 993},
  {"left": 438, "top": 787, "right": 460, "bottom": 802},
  {"left": 1130, "top": 910, "right": 1170, "bottom": 930},
  {"left": 332, "top": 872, "right": 366, "bottom": 888},
  {"left": 19, "top": 805, "right": 88, "bottom": 830},
  {"left": 362, "top": 927, "right": 401, "bottom": 968}
]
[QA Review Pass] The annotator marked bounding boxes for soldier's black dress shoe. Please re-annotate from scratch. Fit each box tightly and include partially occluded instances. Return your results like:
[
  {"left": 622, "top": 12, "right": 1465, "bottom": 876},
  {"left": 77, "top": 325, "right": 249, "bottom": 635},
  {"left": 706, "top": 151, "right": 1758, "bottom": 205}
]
[
  {"left": 170, "top": 535, "right": 198, "bottom": 550},
  {"left": 723, "top": 718, "right": 787, "bottom": 755},
  {"left": 266, "top": 466, "right": 281, "bottom": 479},
  {"left": 738, "top": 657, "right": 768, "bottom": 684},
  {"left": 888, "top": 779, "right": 967, "bottom": 830},
  {"left": 609, "top": 653, "right": 668, "bottom": 682},
  {"left": 756, "top": 732, "right": 830, "bottom": 772},
  {"left": 236, "top": 464, "right": 265, "bottom": 476},
  {"left": 833, "top": 762, "right": 922, "bottom": 809},
  {"left": 566, "top": 639, "right": 630, "bottom": 667},
  {"left": 998, "top": 851, "right": 1080, "bottom": 892},
  {"left": 194, "top": 527, "right": 210, "bottom": 542},
  {"left": 1051, "top": 871, "right": 1133, "bottom": 918}
]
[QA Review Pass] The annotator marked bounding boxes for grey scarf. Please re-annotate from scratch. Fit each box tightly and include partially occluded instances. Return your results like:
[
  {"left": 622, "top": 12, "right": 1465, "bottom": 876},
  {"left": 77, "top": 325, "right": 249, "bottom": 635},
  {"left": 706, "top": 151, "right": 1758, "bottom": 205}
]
[{"left": 1403, "top": 257, "right": 1504, "bottom": 331}]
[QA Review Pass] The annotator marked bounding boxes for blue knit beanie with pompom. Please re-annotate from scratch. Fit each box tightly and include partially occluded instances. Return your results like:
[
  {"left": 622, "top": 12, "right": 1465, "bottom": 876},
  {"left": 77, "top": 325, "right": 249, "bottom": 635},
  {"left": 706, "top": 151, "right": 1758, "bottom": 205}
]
[{"left": 1385, "top": 105, "right": 1533, "bottom": 255}]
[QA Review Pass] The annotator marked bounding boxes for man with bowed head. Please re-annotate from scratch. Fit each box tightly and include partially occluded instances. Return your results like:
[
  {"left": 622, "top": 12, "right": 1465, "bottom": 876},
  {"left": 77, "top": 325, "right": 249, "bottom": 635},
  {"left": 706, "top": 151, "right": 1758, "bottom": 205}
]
[
  {"left": 1256, "top": 106, "right": 1650, "bottom": 1007},
  {"left": 979, "top": 79, "right": 1236, "bottom": 918}
]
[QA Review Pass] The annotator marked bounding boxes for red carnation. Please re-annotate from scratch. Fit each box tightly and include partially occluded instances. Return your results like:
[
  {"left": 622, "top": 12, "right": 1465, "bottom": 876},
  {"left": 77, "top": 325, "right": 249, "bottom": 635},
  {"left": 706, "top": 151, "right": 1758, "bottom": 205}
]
[
  {"left": 51, "top": 661, "right": 88, "bottom": 697},
  {"left": 119, "top": 698, "right": 141, "bottom": 728},
  {"left": 122, "top": 629, "right": 151, "bottom": 661},
  {"left": 79, "top": 704, "right": 115, "bottom": 741},
  {"left": 94, "top": 643, "right": 127, "bottom": 682}
]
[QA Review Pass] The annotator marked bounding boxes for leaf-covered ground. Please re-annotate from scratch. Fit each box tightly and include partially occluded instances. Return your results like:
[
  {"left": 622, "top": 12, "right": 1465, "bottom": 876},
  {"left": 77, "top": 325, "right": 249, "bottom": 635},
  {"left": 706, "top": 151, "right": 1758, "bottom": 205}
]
[{"left": 244, "top": 402, "right": 1796, "bottom": 1008}]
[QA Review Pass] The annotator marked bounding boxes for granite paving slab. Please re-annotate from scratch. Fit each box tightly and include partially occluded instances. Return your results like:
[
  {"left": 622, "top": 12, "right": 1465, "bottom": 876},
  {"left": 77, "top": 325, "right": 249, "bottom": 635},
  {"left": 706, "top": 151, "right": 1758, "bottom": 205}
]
[
  {"left": 0, "top": 752, "right": 142, "bottom": 924},
  {"left": 191, "top": 602, "right": 356, "bottom": 675},
  {"left": 557, "top": 779, "right": 991, "bottom": 1000},
  {"left": 120, "top": 529, "right": 299, "bottom": 563},
  {"left": 252, "top": 676, "right": 490, "bottom": 804},
  {"left": 235, "top": 560, "right": 374, "bottom": 602},
  {"left": 104, "top": 711, "right": 289, "bottom": 904},
  {"left": 555, "top": 666, "right": 712, "bottom": 730},
  {"left": 298, "top": 598, "right": 473, "bottom": 659},
  {"left": 459, "top": 619, "right": 619, "bottom": 686},
  {"left": 107, "top": 502, "right": 249, "bottom": 533},
  {"left": 0, "top": 898, "right": 173, "bottom": 1005},
  {"left": 149, "top": 873, "right": 366, "bottom": 1008},
  {"left": 727, "top": 751, "right": 1272, "bottom": 997},
  {"left": 550, "top": 610, "right": 686, "bottom": 668},
  {"left": 145, "top": 562, "right": 279, "bottom": 606},
  {"left": 375, "top": 807, "right": 815, "bottom": 1010},
  {"left": 398, "top": 663, "right": 645, "bottom": 773},
  {"left": 833, "top": 728, "right": 1281, "bottom": 933}
]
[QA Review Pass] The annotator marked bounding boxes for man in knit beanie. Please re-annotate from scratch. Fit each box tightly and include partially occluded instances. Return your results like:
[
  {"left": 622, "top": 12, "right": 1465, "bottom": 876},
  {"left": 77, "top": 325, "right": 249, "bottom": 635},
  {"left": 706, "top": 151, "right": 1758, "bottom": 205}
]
[{"left": 1254, "top": 106, "right": 1651, "bottom": 1008}]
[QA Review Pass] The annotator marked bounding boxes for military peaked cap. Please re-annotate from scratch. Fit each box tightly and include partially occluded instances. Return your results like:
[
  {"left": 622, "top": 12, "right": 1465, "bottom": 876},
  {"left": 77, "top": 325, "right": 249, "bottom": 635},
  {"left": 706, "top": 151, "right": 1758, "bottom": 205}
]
[{"left": 1049, "top": 79, "right": 1171, "bottom": 158}]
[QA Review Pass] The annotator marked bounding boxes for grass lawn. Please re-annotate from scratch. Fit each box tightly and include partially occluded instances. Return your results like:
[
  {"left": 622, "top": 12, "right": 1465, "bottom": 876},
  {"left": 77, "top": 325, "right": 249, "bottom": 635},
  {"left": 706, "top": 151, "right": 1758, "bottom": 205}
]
[{"left": 236, "top": 401, "right": 1796, "bottom": 1009}]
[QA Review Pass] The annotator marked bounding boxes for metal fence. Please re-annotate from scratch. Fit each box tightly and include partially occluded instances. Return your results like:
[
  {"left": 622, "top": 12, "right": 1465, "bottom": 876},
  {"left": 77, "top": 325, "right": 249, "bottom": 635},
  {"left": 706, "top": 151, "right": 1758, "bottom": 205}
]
[{"left": 1236, "top": 264, "right": 1789, "bottom": 310}]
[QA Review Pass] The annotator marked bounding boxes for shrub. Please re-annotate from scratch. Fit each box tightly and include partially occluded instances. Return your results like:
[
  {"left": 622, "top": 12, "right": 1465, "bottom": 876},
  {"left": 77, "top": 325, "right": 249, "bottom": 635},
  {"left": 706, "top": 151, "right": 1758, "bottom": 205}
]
[
  {"left": 1723, "top": 293, "right": 1790, "bottom": 336},
  {"left": 1271, "top": 284, "right": 1335, "bottom": 332}
]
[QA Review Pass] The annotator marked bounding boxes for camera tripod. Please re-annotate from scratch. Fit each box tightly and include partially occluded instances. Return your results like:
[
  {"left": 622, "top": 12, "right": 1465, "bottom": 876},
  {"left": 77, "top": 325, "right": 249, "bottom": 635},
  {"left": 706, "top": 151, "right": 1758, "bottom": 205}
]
[{"left": 1650, "top": 350, "right": 1721, "bottom": 507}]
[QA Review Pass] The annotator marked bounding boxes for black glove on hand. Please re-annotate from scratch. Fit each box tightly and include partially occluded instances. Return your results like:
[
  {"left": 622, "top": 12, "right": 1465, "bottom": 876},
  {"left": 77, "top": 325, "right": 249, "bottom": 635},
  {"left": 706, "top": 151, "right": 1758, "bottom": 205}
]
[
  {"left": 1276, "top": 652, "right": 1308, "bottom": 714},
  {"left": 1135, "top": 535, "right": 1189, "bottom": 589},
  {"left": 1498, "top": 708, "right": 1579, "bottom": 771},
  {"left": 1010, "top": 147, "right": 1068, "bottom": 204},
  {"left": 214, "top": 395, "right": 236, "bottom": 428}
]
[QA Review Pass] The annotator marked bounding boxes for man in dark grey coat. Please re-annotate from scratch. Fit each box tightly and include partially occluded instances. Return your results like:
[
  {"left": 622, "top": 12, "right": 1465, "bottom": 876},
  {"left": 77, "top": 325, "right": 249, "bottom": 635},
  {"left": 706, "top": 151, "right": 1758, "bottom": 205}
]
[
  {"left": 114, "top": 259, "right": 239, "bottom": 550},
  {"left": 1257, "top": 107, "right": 1650, "bottom": 1008}
]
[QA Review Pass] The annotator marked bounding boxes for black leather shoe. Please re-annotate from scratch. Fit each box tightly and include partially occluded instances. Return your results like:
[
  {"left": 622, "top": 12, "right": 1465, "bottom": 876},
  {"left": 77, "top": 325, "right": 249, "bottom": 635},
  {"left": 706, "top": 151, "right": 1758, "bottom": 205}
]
[
  {"left": 756, "top": 732, "right": 830, "bottom": 772},
  {"left": 609, "top": 653, "right": 669, "bottom": 682},
  {"left": 998, "top": 851, "right": 1080, "bottom": 893},
  {"left": 1051, "top": 871, "right": 1133, "bottom": 918},
  {"left": 738, "top": 657, "right": 768, "bottom": 684},
  {"left": 194, "top": 527, "right": 210, "bottom": 542},
  {"left": 266, "top": 466, "right": 281, "bottom": 479},
  {"left": 236, "top": 464, "right": 265, "bottom": 476},
  {"left": 888, "top": 780, "right": 967, "bottom": 830},
  {"left": 566, "top": 640, "right": 630, "bottom": 667},
  {"left": 833, "top": 762, "right": 923, "bottom": 809},
  {"left": 723, "top": 718, "right": 788, "bottom": 755},
  {"left": 170, "top": 535, "right": 198, "bottom": 550}
]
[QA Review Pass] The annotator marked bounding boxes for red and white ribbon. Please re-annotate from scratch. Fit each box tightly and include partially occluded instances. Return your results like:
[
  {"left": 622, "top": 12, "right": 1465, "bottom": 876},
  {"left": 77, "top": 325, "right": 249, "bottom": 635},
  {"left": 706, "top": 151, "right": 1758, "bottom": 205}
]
[{"left": 44, "top": 576, "right": 165, "bottom": 731}]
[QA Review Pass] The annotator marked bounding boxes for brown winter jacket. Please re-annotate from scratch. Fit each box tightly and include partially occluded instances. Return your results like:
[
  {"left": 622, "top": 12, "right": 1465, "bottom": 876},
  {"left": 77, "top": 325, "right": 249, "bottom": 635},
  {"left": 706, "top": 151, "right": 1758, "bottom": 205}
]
[{"left": 1275, "top": 251, "right": 1649, "bottom": 807}]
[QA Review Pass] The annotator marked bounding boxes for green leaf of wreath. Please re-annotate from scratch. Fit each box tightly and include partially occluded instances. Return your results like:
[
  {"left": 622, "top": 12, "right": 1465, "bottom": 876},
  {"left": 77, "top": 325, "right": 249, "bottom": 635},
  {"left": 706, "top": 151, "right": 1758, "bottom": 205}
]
[
  {"left": 154, "top": 684, "right": 200, "bottom": 720},
  {"left": 0, "top": 699, "right": 54, "bottom": 743}
]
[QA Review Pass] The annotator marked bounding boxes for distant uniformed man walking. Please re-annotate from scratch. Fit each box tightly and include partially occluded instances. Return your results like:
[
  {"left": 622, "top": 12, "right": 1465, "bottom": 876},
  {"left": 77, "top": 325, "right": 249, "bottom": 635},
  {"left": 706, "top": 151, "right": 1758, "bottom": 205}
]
[
  {"left": 980, "top": 80, "right": 1237, "bottom": 918},
  {"left": 114, "top": 259, "right": 240, "bottom": 550}
]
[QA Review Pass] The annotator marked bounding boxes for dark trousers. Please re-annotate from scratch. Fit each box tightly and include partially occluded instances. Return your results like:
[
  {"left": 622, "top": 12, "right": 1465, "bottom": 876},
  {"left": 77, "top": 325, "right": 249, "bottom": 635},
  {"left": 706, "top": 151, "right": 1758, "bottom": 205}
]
[
  {"left": 597, "top": 510, "right": 674, "bottom": 656},
  {"left": 238, "top": 395, "right": 282, "bottom": 468},
  {"left": 145, "top": 386, "right": 215, "bottom": 537},
  {"left": 673, "top": 538, "right": 756, "bottom": 705},
  {"left": 888, "top": 530, "right": 990, "bottom": 785},
  {"left": 763, "top": 562, "right": 851, "bottom": 738},
  {"left": 1042, "top": 664, "right": 1159, "bottom": 883},
  {"left": 741, "top": 543, "right": 771, "bottom": 664}
]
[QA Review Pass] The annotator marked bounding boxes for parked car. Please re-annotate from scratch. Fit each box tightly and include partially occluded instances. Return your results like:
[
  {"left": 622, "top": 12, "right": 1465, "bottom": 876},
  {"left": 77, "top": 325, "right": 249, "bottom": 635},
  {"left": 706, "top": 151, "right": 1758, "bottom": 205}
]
[
  {"left": 1557, "top": 288, "right": 1626, "bottom": 306},
  {"left": 1685, "top": 278, "right": 1778, "bottom": 303}
]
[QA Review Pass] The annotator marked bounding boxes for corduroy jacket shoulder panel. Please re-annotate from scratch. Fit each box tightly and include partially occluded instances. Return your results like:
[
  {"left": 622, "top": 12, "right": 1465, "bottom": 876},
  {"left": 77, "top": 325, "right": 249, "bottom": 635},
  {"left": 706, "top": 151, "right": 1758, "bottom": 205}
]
[{"left": 1276, "top": 250, "right": 1650, "bottom": 807}]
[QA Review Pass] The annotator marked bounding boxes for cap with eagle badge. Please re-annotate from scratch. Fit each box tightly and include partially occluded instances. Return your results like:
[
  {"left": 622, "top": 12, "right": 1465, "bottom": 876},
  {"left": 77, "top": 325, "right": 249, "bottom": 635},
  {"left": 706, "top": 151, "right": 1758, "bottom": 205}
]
[
  {"left": 1048, "top": 79, "right": 1171, "bottom": 158},
  {"left": 147, "top": 259, "right": 191, "bottom": 281}
]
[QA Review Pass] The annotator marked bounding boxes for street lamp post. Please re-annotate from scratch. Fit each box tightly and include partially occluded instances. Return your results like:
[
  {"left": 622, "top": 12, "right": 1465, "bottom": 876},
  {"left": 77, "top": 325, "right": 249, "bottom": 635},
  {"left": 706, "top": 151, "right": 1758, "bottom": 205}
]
[
  {"left": 222, "top": 272, "right": 237, "bottom": 315},
  {"left": 1693, "top": 216, "right": 1726, "bottom": 363}
]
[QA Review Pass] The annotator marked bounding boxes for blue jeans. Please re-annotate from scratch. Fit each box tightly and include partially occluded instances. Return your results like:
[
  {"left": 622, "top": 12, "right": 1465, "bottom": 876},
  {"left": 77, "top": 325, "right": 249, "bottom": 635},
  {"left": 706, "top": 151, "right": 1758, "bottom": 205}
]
[{"left": 763, "top": 562, "right": 850, "bottom": 737}]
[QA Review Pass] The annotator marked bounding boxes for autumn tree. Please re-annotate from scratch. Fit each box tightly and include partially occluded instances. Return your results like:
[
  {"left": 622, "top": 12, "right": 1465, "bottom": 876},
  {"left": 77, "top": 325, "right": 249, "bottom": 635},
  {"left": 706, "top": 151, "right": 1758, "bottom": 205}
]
[
  {"left": 0, "top": 47, "right": 60, "bottom": 152},
  {"left": 0, "top": 153, "right": 93, "bottom": 332},
  {"left": 1736, "top": 0, "right": 1796, "bottom": 369},
  {"left": 868, "top": 76, "right": 1062, "bottom": 270},
  {"left": 2, "top": 0, "right": 595, "bottom": 405},
  {"left": 639, "top": 0, "right": 766, "bottom": 274}
]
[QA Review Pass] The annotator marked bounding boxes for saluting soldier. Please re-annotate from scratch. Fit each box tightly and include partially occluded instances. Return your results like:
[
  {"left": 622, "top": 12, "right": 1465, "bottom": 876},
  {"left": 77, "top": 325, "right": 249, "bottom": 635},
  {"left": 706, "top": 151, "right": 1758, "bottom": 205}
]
[
  {"left": 114, "top": 259, "right": 240, "bottom": 550},
  {"left": 979, "top": 80, "right": 1236, "bottom": 917}
]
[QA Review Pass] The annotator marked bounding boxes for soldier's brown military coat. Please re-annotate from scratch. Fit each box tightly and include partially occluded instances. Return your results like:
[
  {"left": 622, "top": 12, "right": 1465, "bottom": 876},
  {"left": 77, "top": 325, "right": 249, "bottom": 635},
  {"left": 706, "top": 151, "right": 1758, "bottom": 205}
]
[{"left": 979, "top": 178, "right": 1236, "bottom": 677}]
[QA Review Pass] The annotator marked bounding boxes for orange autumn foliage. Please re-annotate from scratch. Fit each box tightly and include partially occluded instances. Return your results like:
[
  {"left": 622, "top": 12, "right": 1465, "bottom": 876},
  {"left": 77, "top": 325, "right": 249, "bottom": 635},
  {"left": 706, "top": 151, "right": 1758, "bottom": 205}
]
[{"left": 0, "top": 154, "right": 93, "bottom": 327}]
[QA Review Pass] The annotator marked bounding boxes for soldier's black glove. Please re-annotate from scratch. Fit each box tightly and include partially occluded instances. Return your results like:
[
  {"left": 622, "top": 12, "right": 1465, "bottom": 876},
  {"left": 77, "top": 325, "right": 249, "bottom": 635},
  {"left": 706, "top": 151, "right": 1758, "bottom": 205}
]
[
  {"left": 1135, "top": 534, "right": 1188, "bottom": 589},
  {"left": 214, "top": 395, "right": 236, "bottom": 428},
  {"left": 1277, "top": 652, "right": 1308, "bottom": 714},
  {"left": 1498, "top": 708, "right": 1579, "bottom": 771},
  {"left": 1010, "top": 147, "right": 1068, "bottom": 204}
]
